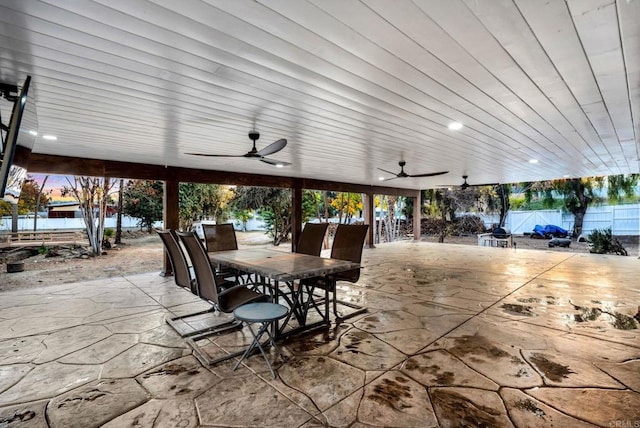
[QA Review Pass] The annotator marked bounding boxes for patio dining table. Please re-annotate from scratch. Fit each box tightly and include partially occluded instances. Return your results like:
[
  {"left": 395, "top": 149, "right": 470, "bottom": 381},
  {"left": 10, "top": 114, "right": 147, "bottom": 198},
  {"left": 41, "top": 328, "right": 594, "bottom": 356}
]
[{"left": 209, "top": 248, "right": 360, "bottom": 339}]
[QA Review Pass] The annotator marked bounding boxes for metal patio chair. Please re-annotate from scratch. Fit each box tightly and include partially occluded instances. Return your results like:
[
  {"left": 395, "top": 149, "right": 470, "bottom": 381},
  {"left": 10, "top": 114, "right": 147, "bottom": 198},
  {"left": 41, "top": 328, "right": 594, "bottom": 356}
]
[
  {"left": 202, "top": 223, "right": 247, "bottom": 283},
  {"left": 295, "top": 222, "right": 329, "bottom": 256},
  {"left": 158, "top": 229, "right": 224, "bottom": 337},
  {"left": 177, "top": 231, "right": 269, "bottom": 364},
  {"left": 300, "top": 224, "right": 369, "bottom": 321}
]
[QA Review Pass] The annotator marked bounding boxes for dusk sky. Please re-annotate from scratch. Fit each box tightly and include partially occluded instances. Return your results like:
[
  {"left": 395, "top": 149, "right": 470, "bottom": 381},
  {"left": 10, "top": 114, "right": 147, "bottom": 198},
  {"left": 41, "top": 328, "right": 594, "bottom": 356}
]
[{"left": 28, "top": 174, "right": 122, "bottom": 202}]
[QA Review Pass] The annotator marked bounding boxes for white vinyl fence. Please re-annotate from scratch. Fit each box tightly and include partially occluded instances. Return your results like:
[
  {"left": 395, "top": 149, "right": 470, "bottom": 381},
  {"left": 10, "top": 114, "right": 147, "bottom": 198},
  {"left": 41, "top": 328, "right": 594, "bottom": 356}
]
[
  {"left": 464, "top": 203, "right": 640, "bottom": 236},
  {"left": 0, "top": 215, "right": 264, "bottom": 233},
  {"left": 3, "top": 204, "right": 639, "bottom": 236},
  {"left": 0, "top": 215, "right": 161, "bottom": 232}
]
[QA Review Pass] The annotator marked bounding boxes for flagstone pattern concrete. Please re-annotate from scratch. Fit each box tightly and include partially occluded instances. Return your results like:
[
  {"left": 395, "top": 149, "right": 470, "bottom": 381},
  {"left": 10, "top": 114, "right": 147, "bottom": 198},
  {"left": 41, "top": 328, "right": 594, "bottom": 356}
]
[{"left": 0, "top": 241, "right": 638, "bottom": 427}]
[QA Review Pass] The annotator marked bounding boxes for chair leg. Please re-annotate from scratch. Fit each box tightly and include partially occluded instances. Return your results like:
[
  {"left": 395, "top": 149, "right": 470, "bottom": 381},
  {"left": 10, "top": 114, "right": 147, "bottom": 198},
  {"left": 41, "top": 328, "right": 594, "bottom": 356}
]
[
  {"left": 166, "top": 307, "right": 239, "bottom": 337},
  {"left": 330, "top": 282, "right": 367, "bottom": 321},
  {"left": 185, "top": 319, "right": 250, "bottom": 366},
  {"left": 332, "top": 298, "right": 367, "bottom": 320}
]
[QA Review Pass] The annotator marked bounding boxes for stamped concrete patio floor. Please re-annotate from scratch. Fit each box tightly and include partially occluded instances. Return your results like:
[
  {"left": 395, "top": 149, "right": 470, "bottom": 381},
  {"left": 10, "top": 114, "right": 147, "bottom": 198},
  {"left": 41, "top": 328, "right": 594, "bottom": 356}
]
[{"left": 0, "top": 241, "right": 639, "bottom": 427}]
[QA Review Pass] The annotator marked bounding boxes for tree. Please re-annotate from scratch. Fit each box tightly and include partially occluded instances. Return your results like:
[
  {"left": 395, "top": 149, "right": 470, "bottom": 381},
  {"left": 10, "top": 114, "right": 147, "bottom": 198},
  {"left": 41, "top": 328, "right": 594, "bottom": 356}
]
[
  {"left": 63, "top": 176, "right": 115, "bottom": 255},
  {"left": 232, "top": 186, "right": 291, "bottom": 245},
  {"left": 32, "top": 175, "right": 51, "bottom": 231},
  {"left": 304, "top": 190, "right": 330, "bottom": 249},
  {"left": 199, "top": 184, "right": 234, "bottom": 223},
  {"left": 233, "top": 209, "right": 253, "bottom": 231},
  {"left": 495, "top": 184, "right": 511, "bottom": 227},
  {"left": 523, "top": 174, "right": 639, "bottom": 237},
  {"left": 330, "top": 192, "right": 362, "bottom": 224},
  {"left": 0, "top": 175, "right": 49, "bottom": 217},
  {"left": 422, "top": 189, "right": 456, "bottom": 222},
  {"left": 385, "top": 195, "right": 398, "bottom": 241},
  {"left": 115, "top": 178, "right": 124, "bottom": 244},
  {"left": 122, "top": 180, "right": 164, "bottom": 232},
  {"left": 302, "top": 190, "right": 319, "bottom": 222},
  {"left": 606, "top": 174, "right": 639, "bottom": 204},
  {"left": 178, "top": 183, "right": 234, "bottom": 231},
  {"left": 476, "top": 184, "right": 510, "bottom": 228}
]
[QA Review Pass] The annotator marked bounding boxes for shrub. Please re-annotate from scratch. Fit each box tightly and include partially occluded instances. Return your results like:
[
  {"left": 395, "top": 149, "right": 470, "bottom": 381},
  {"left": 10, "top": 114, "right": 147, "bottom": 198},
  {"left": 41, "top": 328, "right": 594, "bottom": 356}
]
[
  {"left": 421, "top": 217, "right": 448, "bottom": 235},
  {"left": 588, "top": 227, "right": 627, "bottom": 256},
  {"left": 454, "top": 215, "right": 486, "bottom": 235}
]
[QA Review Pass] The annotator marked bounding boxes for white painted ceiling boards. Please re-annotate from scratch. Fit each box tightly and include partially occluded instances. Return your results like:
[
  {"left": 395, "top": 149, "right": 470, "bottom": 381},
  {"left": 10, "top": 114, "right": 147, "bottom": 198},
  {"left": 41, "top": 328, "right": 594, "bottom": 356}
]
[{"left": 1, "top": 0, "right": 638, "bottom": 190}]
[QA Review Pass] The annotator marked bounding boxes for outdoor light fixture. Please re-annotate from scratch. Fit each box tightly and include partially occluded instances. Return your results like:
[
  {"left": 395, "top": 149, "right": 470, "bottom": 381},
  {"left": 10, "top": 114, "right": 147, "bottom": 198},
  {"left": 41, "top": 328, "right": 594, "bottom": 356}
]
[{"left": 448, "top": 122, "right": 463, "bottom": 131}]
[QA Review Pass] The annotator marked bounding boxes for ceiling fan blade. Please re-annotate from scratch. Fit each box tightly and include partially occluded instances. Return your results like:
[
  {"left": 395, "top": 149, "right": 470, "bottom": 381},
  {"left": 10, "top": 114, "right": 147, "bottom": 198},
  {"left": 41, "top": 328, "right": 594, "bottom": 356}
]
[
  {"left": 377, "top": 167, "right": 398, "bottom": 176},
  {"left": 436, "top": 181, "right": 499, "bottom": 188},
  {"left": 408, "top": 171, "right": 449, "bottom": 178},
  {"left": 260, "top": 158, "right": 291, "bottom": 166},
  {"left": 256, "top": 138, "right": 287, "bottom": 157},
  {"left": 185, "top": 153, "right": 243, "bottom": 157},
  {"left": 461, "top": 182, "right": 500, "bottom": 188}
]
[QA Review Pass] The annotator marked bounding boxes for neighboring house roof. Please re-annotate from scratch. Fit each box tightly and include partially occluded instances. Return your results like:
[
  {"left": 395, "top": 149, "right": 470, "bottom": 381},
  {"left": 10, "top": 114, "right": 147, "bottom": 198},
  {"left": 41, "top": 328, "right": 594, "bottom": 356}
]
[
  {"left": 49, "top": 206, "right": 79, "bottom": 212},
  {"left": 48, "top": 202, "right": 80, "bottom": 211}
]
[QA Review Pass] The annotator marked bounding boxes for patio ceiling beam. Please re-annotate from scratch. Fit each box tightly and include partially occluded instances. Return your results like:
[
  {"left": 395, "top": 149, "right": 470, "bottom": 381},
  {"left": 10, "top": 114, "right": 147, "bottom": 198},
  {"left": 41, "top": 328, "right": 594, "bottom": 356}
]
[
  {"left": 17, "top": 146, "right": 424, "bottom": 242},
  {"left": 15, "top": 146, "right": 419, "bottom": 197}
]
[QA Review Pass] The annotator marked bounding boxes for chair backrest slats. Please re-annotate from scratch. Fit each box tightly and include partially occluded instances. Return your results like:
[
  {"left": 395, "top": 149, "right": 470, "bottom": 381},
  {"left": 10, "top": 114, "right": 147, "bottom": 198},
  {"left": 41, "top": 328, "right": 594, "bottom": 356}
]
[
  {"left": 296, "top": 222, "right": 329, "bottom": 256},
  {"left": 330, "top": 224, "right": 369, "bottom": 283},
  {"left": 177, "top": 231, "right": 220, "bottom": 305},
  {"left": 157, "top": 229, "right": 193, "bottom": 292},
  {"left": 203, "top": 223, "right": 238, "bottom": 252}
]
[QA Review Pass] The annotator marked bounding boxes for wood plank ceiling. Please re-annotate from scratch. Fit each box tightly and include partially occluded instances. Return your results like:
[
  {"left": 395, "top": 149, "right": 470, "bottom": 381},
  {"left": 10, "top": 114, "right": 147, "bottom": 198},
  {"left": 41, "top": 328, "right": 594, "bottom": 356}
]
[{"left": 0, "top": 0, "right": 638, "bottom": 190}]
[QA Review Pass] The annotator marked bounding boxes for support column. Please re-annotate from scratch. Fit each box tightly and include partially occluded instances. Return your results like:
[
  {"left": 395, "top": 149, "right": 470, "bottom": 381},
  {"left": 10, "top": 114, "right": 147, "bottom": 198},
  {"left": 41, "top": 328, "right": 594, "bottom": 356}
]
[
  {"left": 365, "top": 192, "right": 375, "bottom": 248},
  {"left": 413, "top": 191, "right": 421, "bottom": 241},
  {"left": 11, "top": 203, "right": 18, "bottom": 233},
  {"left": 291, "top": 180, "right": 303, "bottom": 252},
  {"left": 162, "top": 179, "right": 179, "bottom": 276}
]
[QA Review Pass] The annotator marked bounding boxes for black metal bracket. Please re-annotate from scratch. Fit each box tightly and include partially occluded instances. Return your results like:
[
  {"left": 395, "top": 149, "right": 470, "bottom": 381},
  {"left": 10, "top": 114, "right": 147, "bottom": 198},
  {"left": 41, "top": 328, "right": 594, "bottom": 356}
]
[{"left": 0, "top": 83, "right": 18, "bottom": 102}]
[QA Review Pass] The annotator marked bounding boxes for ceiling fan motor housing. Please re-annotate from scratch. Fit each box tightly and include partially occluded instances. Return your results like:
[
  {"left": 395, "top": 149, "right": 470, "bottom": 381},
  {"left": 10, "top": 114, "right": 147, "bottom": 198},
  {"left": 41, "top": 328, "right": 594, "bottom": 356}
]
[
  {"left": 397, "top": 161, "right": 408, "bottom": 177},
  {"left": 249, "top": 130, "right": 260, "bottom": 141}
]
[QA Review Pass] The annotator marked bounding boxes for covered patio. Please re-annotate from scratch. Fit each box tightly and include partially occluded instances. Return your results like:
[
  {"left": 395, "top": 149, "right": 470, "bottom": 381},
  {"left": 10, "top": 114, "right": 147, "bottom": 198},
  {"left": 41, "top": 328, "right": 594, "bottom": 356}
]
[
  {"left": 1, "top": 1, "right": 639, "bottom": 426},
  {"left": 1, "top": 241, "right": 638, "bottom": 427}
]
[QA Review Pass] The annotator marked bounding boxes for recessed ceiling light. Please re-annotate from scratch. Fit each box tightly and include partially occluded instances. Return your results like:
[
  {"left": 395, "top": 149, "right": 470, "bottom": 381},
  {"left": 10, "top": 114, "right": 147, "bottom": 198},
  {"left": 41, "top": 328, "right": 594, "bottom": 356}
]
[
  {"left": 275, "top": 163, "right": 284, "bottom": 168},
  {"left": 28, "top": 130, "right": 38, "bottom": 136},
  {"left": 379, "top": 176, "right": 385, "bottom": 181},
  {"left": 563, "top": 174, "right": 571, "bottom": 178},
  {"left": 529, "top": 159, "right": 538, "bottom": 164},
  {"left": 42, "top": 135, "right": 57, "bottom": 140},
  {"left": 448, "top": 122, "right": 463, "bottom": 131}
]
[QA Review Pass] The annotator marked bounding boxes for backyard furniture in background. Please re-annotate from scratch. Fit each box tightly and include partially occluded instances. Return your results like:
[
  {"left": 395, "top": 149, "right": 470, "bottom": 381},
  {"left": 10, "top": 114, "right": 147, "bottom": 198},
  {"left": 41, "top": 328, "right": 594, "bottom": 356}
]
[{"left": 532, "top": 224, "right": 569, "bottom": 239}]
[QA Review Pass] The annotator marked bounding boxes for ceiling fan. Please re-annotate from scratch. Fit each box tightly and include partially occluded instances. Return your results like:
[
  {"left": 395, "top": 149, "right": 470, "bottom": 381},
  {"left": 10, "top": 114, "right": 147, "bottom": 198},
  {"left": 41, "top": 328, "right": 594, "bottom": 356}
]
[
  {"left": 186, "top": 130, "right": 291, "bottom": 167},
  {"left": 438, "top": 175, "right": 499, "bottom": 190},
  {"left": 378, "top": 161, "right": 448, "bottom": 181}
]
